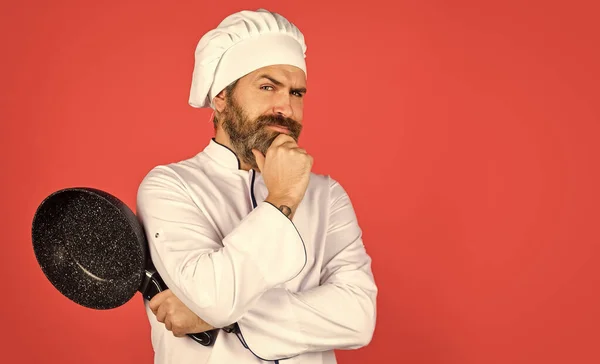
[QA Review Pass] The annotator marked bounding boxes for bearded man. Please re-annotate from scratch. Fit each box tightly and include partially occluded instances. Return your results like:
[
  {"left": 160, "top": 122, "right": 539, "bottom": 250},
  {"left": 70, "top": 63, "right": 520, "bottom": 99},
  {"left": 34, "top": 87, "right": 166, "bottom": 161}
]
[{"left": 136, "top": 8, "right": 378, "bottom": 364}]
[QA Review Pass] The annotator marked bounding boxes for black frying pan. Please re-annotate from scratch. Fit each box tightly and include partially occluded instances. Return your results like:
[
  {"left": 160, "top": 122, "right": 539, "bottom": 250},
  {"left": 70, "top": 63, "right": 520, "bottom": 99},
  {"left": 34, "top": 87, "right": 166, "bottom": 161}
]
[{"left": 31, "top": 187, "right": 218, "bottom": 346}]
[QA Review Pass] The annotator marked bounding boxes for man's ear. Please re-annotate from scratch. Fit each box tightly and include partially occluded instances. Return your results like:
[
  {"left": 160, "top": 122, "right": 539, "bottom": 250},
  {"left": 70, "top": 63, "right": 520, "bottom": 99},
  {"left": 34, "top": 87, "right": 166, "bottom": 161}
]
[{"left": 213, "top": 90, "right": 227, "bottom": 113}]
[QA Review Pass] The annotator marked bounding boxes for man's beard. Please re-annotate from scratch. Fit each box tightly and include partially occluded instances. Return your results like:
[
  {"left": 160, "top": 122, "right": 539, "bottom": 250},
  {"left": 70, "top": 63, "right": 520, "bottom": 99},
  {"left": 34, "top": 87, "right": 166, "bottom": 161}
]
[{"left": 220, "top": 97, "right": 303, "bottom": 170}]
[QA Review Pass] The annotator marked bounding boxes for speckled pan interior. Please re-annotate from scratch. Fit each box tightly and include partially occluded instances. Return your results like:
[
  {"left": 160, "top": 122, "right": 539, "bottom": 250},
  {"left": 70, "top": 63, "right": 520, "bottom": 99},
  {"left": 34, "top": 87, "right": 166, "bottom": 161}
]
[{"left": 31, "top": 188, "right": 146, "bottom": 309}]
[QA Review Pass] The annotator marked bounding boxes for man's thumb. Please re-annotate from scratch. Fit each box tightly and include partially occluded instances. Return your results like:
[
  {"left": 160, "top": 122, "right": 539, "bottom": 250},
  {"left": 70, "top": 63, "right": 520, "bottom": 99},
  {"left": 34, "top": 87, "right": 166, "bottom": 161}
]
[{"left": 252, "top": 149, "right": 265, "bottom": 172}]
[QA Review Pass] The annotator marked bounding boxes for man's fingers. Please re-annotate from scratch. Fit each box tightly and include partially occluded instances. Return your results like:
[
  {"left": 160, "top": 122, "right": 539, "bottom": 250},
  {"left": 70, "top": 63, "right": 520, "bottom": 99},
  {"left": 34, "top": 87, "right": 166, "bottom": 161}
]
[
  {"left": 278, "top": 140, "right": 300, "bottom": 150},
  {"left": 269, "top": 138, "right": 302, "bottom": 154},
  {"left": 149, "top": 290, "right": 214, "bottom": 338},
  {"left": 269, "top": 133, "right": 296, "bottom": 148},
  {"left": 251, "top": 149, "right": 265, "bottom": 172},
  {"left": 149, "top": 289, "right": 171, "bottom": 314},
  {"left": 173, "top": 331, "right": 186, "bottom": 338},
  {"left": 155, "top": 301, "right": 168, "bottom": 324}
]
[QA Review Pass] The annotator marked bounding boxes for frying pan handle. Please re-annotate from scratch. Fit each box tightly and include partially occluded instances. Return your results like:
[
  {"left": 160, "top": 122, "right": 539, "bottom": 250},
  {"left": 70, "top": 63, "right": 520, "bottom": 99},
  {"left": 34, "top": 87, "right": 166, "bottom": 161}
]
[
  {"left": 187, "top": 331, "right": 216, "bottom": 346},
  {"left": 140, "top": 268, "right": 217, "bottom": 346}
]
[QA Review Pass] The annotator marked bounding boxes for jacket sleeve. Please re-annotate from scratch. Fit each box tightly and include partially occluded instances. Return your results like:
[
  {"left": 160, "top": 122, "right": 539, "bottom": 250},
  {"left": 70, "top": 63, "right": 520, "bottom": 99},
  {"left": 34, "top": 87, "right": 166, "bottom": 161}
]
[
  {"left": 135, "top": 165, "right": 307, "bottom": 329},
  {"left": 234, "top": 178, "right": 378, "bottom": 360}
]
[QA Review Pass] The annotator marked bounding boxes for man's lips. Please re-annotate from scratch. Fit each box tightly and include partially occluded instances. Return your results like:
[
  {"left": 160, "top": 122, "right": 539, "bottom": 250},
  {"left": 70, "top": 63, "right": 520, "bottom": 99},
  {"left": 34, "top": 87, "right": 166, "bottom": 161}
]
[{"left": 267, "top": 125, "right": 290, "bottom": 134}]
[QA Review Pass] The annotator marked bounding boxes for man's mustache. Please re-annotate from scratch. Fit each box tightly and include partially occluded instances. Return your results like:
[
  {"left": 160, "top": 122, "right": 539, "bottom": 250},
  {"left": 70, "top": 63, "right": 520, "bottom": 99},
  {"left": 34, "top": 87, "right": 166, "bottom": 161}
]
[{"left": 255, "top": 114, "right": 302, "bottom": 132}]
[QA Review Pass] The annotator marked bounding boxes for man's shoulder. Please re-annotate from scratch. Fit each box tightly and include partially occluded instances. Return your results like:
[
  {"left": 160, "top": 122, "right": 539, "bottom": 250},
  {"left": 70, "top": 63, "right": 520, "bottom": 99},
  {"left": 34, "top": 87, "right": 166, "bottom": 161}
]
[
  {"left": 308, "top": 171, "right": 346, "bottom": 189},
  {"left": 306, "top": 172, "right": 349, "bottom": 200},
  {"left": 309, "top": 172, "right": 358, "bottom": 207},
  {"left": 307, "top": 171, "right": 330, "bottom": 188},
  {"left": 137, "top": 153, "right": 208, "bottom": 190}
]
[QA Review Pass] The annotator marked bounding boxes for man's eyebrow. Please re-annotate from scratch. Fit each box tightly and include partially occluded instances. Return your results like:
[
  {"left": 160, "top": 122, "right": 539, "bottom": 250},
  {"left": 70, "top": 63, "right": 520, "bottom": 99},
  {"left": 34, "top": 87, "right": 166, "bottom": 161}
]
[
  {"left": 293, "top": 86, "right": 307, "bottom": 94},
  {"left": 257, "top": 74, "right": 307, "bottom": 94},
  {"left": 257, "top": 74, "right": 283, "bottom": 86}
]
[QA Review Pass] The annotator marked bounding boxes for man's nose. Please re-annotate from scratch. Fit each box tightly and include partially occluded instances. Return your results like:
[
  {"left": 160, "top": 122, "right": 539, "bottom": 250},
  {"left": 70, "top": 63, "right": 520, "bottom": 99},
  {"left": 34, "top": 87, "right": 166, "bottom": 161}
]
[{"left": 272, "top": 93, "right": 293, "bottom": 118}]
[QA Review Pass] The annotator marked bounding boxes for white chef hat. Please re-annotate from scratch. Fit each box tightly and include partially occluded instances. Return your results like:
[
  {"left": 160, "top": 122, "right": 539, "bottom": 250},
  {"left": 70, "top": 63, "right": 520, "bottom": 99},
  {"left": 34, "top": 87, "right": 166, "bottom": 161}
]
[{"left": 188, "top": 9, "right": 307, "bottom": 109}]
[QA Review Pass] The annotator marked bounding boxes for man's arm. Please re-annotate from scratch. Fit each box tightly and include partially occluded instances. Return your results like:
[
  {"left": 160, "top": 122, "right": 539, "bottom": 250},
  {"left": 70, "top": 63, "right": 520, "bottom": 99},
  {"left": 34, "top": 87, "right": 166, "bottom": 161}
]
[
  {"left": 136, "top": 165, "right": 307, "bottom": 329},
  {"left": 234, "top": 178, "right": 378, "bottom": 360}
]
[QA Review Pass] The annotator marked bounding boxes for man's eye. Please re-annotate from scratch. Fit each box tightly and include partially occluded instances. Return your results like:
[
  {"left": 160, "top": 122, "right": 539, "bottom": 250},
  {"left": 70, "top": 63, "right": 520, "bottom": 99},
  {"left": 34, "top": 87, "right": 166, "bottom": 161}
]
[
  {"left": 292, "top": 91, "right": 304, "bottom": 97},
  {"left": 261, "top": 85, "right": 274, "bottom": 91}
]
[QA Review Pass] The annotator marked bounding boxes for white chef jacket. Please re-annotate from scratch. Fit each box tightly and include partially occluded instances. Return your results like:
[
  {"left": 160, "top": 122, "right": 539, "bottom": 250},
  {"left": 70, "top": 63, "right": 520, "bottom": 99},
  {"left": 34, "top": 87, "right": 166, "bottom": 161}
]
[{"left": 136, "top": 138, "right": 378, "bottom": 364}]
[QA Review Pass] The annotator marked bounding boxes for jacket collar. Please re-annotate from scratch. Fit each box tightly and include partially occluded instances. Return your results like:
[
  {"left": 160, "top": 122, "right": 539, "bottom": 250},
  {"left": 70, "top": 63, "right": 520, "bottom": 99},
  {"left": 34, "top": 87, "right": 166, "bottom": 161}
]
[{"left": 203, "top": 138, "right": 242, "bottom": 170}]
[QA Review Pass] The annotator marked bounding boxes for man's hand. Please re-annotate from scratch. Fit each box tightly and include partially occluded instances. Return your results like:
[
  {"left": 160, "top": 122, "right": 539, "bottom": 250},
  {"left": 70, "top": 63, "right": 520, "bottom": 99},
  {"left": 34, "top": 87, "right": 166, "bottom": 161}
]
[
  {"left": 252, "top": 134, "right": 313, "bottom": 218},
  {"left": 149, "top": 289, "right": 215, "bottom": 337}
]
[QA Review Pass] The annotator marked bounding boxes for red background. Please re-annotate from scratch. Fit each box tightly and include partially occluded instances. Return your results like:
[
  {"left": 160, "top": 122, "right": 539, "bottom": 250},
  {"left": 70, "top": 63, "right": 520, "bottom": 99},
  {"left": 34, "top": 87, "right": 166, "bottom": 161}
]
[{"left": 1, "top": 0, "right": 599, "bottom": 363}]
